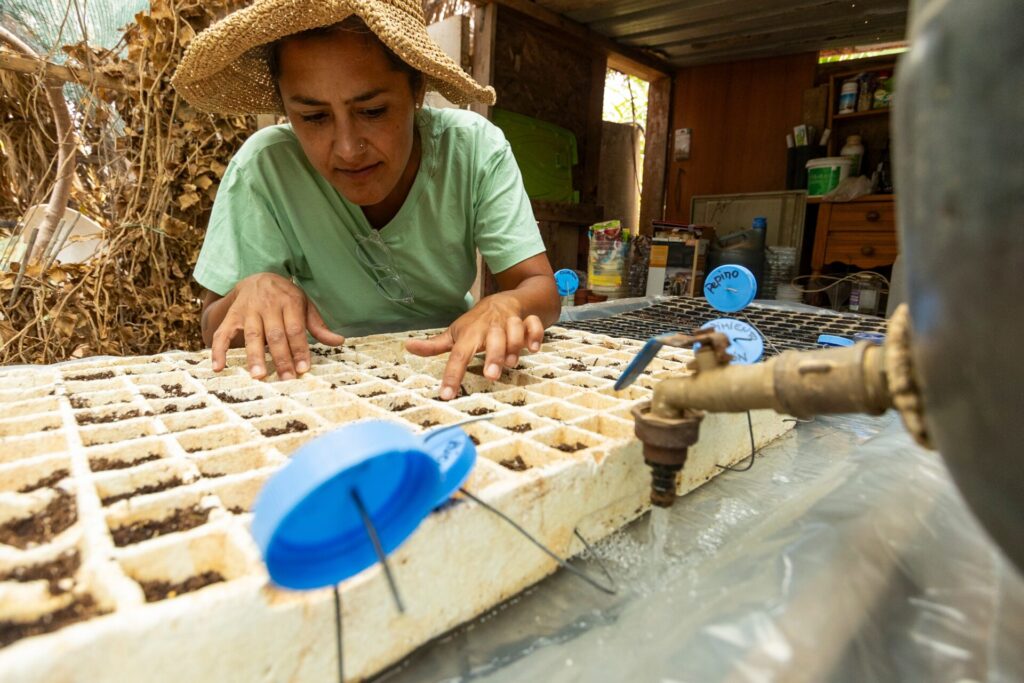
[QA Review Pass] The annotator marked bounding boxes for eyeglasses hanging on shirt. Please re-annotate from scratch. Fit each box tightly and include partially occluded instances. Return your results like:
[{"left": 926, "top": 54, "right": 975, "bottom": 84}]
[{"left": 355, "top": 230, "right": 415, "bottom": 304}]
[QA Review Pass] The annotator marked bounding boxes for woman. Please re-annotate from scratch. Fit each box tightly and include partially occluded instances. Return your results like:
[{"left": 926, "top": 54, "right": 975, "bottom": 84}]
[{"left": 171, "top": 0, "right": 559, "bottom": 400}]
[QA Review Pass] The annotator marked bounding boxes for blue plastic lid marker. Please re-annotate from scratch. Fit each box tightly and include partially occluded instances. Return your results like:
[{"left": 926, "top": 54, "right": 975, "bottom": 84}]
[
  {"left": 700, "top": 318, "right": 765, "bottom": 364},
  {"left": 554, "top": 269, "right": 580, "bottom": 296},
  {"left": 704, "top": 265, "right": 758, "bottom": 313},
  {"left": 252, "top": 420, "right": 477, "bottom": 591}
]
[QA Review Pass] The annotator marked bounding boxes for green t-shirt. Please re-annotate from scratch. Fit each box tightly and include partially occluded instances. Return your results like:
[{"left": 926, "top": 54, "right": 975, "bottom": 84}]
[{"left": 194, "top": 107, "right": 545, "bottom": 337}]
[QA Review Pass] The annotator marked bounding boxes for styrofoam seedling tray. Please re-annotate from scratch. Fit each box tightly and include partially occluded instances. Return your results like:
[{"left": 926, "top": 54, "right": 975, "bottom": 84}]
[
  {"left": 0, "top": 455, "right": 71, "bottom": 494},
  {"left": 189, "top": 443, "right": 284, "bottom": 479},
  {"left": 205, "top": 471, "right": 273, "bottom": 515},
  {"left": 529, "top": 424, "right": 606, "bottom": 456},
  {"left": 445, "top": 394, "right": 506, "bottom": 418},
  {"left": 488, "top": 409, "right": 556, "bottom": 435},
  {"left": 86, "top": 437, "right": 175, "bottom": 472},
  {"left": 0, "top": 412, "right": 63, "bottom": 438},
  {"left": 63, "top": 377, "right": 126, "bottom": 395},
  {"left": 568, "top": 391, "right": 626, "bottom": 412},
  {"left": 1, "top": 432, "right": 70, "bottom": 464},
  {"left": 116, "top": 526, "right": 253, "bottom": 604},
  {"left": 147, "top": 394, "right": 212, "bottom": 416},
  {"left": 570, "top": 414, "right": 636, "bottom": 441},
  {"left": 367, "top": 392, "right": 429, "bottom": 414},
  {"left": 530, "top": 401, "right": 593, "bottom": 424},
  {"left": 488, "top": 387, "right": 550, "bottom": 409},
  {"left": 344, "top": 380, "right": 396, "bottom": 400},
  {"left": 104, "top": 489, "right": 220, "bottom": 549},
  {"left": 0, "top": 369, "right": 57, "bottom": 389},
  {"left": 560, "top": 374, "right": 614, "bottom": 391},
  {"left": 227, "top": 397, "right": 299, "bottom": 420},
  {"left": 476, "top": 438, "right": 565, "bottom": 472},
  {"left": 397, "top": 405, "right": 465, "bottom": 431},
  {"left": 364, "top": 365, "right": 415, "bottom": 383},
  {"left": 79, "top": 418, "right": 161, "bottom": 448},
  {"left": 122, "top": 362, "right": 179, "bottom": 376},
  {"left": 0, "top": 483, "right": 79, "bottom": 550},
  {"left": 524, "top": 380, "right": 584, "bottom": 400},
  {"left": 174, "top": 424, "right": 257, "bottom": 455},
  {"left": 68, "top": 388, "right": 138, "bottom": 408},
  {"left": 457, "top": 420, "right": 509, "bottom": 447},
  {"left": 93, "top": 459, "right": 200, "bottom": 507},
  {"left": 159, "top": 408, "right": 235, "bottom": 435},
  {"left": 598, "top": 384, "right": 649, "bottom": 401},
  {"left": 72, "top": 401, "right": 150, "bottom": 426},
  {"left": 313, "top": 400, "right": 392, "bottom": 425},
  {"left": 456, "top": 372, "right": 516, "bottom": 395},
  {"left": 1, "top": 396, "right": 62, "bottom": 419}
]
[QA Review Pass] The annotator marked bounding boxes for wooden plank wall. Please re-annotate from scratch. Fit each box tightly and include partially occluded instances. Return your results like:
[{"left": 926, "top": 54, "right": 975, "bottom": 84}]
[{"left": 664, "top": 52, "right": 818, "bottom": 224}]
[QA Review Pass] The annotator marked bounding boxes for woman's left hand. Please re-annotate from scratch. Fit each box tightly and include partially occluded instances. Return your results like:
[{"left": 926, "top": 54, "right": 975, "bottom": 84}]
[{"left": 405, "top": 292, "right": 545, "bottom": 399}]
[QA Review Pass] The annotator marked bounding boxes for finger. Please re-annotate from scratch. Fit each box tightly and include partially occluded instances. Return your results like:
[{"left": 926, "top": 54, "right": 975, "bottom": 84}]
[
  {"left": 504, "top": 317, "right": 525, "bottom": 367},
  {"left": 242, "top": 314, "right": 267, "bottom": 379},
  {"left": 405, "top": 329, "right": 455, "bottom": 357},
  {"left": 262, "top": 309, "right": 297, "bottom": 380},
  {"left": 439, "top": 332, "right": 482, "bottom": 400},
  {"left": 282, "top": 304, "right": 311, "bottom": 375},
  {"left": 307, "top": 303, "right": 345, "bottom": 347},
  {"left": 524, "top": 316, "right": 545, "bottom": 352},
  {"left": 482, "top": 323, "right": 506, "bottom": 380},
  {"left": 210, "top": 313, "right": 239, "bottom": 372}
]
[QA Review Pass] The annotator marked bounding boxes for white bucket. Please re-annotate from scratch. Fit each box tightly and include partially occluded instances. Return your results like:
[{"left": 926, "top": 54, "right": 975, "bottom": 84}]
[{"left": 805, "top": 157, "right": 853, "bottom": 197}]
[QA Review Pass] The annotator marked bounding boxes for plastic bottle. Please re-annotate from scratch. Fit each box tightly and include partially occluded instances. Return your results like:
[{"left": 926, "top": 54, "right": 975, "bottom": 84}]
[
  {"left": 838, "top": 80, "right": 858, "bottom": 114},
  {"left": 840, "top": 135, "right": 865, "bottom": 177}
]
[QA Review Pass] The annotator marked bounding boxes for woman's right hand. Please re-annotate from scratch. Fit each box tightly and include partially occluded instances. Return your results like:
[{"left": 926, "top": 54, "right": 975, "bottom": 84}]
[{"left": 209, "top": 273, "right": 345, "bottom": 380}]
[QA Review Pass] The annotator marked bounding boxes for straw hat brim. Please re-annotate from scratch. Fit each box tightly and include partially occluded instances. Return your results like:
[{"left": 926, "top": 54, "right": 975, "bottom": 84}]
[{"left": 171, "top": 0, "right": 496, "bottom": 115}]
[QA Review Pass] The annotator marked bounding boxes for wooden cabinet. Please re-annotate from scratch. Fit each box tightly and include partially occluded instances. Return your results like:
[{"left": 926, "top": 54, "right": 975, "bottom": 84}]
[{"left": 810, "top": 195, "right": 898, "bottom": 275}]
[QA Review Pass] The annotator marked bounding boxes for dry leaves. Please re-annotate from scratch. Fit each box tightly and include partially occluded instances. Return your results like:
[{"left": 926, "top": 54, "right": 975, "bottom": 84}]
[{"left": 1, "top": 0, "right": 254, "bottom": 365}]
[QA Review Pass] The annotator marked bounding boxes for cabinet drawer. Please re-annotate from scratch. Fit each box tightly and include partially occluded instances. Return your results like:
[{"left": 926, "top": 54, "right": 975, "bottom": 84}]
[
  {"left": 827, "top": 201, "right": 896, "bottom": 232},
  {"left": 824, "top": 231, "right": 898, "bottom": 266}
]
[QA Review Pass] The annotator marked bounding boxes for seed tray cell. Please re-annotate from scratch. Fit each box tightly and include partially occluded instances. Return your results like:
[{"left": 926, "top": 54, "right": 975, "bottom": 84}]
[
  {"left": 571, "top": 414, "right": 636, "bottom": 441},
  {"left": 0, "top": 456, "right": 72, "bottom": 494},
  {"left": 79, "top": 418, "right": 160, "bottom": 448},
  {"left": 2, "top": 397, "right": 62, "bottom": 419},
  {"left": 530, "top": 401, "right": 593, "bottom": 424},
  {"left": 0, "top": 432, "right": 69, "bottom": 465},
  {"left": 191, "top": 444, "right": 283, "bottom": 479},
  {"left": 226, "top": 397, "right": 298, "bottom": 420},
  {"left": 477, "top": 439, "right": 564, "bottom": 473},
  {"left": 174, "top": 425, "right": 256, "bottom": 455},
  {"left": 0, "top": 413, "right": 63, "bottom": 438},
  {"left": 313, "top": 403, "right": 391, "bottom": 426},
  {"left": 105, "top": 492, "right": 218, "bottom": 548},
  {"left": 94, "top": 460, "right": 199, "bottom": 507},
  {"left": 158, "top": 408, "right": 234, "bottom": 434},
  {"left": 488, "top": 410, "right": 556, "bottom": 435},
  {"left": 530, "top": 425, "right": 606, "bottom": 456},
  {"left": 86, "top": 438, "right": 174, "bottom": 472},
  {"left": 206, "top": 471, "right": 273, "bottom": 515}
]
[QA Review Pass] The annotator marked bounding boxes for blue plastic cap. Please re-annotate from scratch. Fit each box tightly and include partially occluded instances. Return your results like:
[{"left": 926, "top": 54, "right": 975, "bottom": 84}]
[
  {"left": 700, "top": 318, "right": 764, "bottom": 364},
  {"left": 252, "top": 420, "right": 442, "bottom": 590},
  {"left": 554, "top": 269, "right": 580, "bottom": 296},
  {"left": 704, "top": 265, "right": 757, "bottom": 313},
  {"left": 423, "top": 425, "right": 477, "bottom": 507},
  {"left": 853, "top": 332, "right": 886, "bottom": 344},
  {"left": 817, "top": 334, "right": 854, "bottom": 347},
  {"left": 753, "top": 217, "right": 768, "bottom": 230}
]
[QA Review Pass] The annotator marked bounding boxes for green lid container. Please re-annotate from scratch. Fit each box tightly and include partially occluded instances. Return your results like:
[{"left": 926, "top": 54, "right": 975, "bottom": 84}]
[{"left": 491, "top": 108, "right": 579, "bottom": 204}]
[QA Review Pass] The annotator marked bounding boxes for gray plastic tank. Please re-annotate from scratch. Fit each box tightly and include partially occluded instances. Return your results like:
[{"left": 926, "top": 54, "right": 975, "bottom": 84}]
[{"left": 895, "top": 0, "right": 1024, "bottom": 571}]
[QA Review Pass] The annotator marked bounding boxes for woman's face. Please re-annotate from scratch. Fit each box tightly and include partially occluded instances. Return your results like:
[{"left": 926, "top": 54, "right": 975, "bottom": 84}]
[{"left": 276, "top": 30, "right": 423, "bottom": 212}]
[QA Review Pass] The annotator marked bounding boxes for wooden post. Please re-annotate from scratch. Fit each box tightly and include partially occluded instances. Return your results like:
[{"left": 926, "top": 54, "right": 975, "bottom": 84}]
[{"left": 638, "top": 76, "right": 672, "bottom": 237}]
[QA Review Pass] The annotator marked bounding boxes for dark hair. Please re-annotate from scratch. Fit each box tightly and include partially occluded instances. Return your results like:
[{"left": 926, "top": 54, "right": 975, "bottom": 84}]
[{"left": 266, "top": 16, "right": 424, "bottom": 97}]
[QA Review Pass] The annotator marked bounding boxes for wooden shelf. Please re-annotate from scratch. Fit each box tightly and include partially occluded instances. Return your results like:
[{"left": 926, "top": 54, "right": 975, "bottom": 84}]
[{"left": 833, "top": 108, "right": 891, "bottom": 121}]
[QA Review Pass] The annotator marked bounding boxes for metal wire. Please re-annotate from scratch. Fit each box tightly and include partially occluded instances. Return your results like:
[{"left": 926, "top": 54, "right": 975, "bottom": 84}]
[
  {"left": 458, "top": 487, "right": 617, "bottom": 595},
  {"left": 350, "top": 488, "right": 406, "bottom": 614},
  {"left": 716, "top": 410, "right": 757, "bottom": 473},
  {"left": 333, "top": 586, "right": 344, "bottom": 683}
]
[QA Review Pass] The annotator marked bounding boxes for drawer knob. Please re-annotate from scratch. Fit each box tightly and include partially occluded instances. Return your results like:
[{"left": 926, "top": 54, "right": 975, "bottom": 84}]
[
  {"left": 861, "top": 245, "right": 876, "bottom": 256},
  {"left": 866, "top": 210, "right": 881, "bottom": 222}
]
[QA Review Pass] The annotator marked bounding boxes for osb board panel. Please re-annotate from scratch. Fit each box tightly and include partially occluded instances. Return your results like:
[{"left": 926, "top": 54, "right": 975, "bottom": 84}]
[
  {"left": 493, "top": 8, "right": 604, "bottom": 203},
  {"left": 0, "top": 327, "right": 791, "bottom": 681},
  {"left": 665, "top": 52, "right": 818, "bottom": 223}
]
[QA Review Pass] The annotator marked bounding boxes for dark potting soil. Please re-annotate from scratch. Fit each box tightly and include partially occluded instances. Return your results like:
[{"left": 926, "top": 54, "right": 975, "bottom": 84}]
[
  {"left": 110, "top": 504, "right": 210, "bottom": 547},
  {"left": 0, "top": 490, "right": 77, "bottom": 549},
  {"left": 568, "top": 363, "right": 588, "bottom": 372},
  {"left": 0, "top": 549, "right": 80, "bottom": 594},
  {"left": 259, "top": 420, "right": 308, "bottom": 438},
  {"left": 89, "top": 453, "right": 161, "bottom": 472},
  {"left": 0, "top": 594, "right": 105, "bottom": 649},
  {"left": 17, "top": 469, "right": 70, "bottom": 493},
  {"left": 509, "top": 399, "right": 527, "bottom": 407},
  {"left": 419, "top": 420, "right": 440, "bottom": 429},
  {"left": 211, "top": 391, "right": 257, "bottom": 404},
  {"left": 100, "top": 477, "right": 185, "bottom": 506},
  {"left": 466, "top": 407, "right": 494, "bottom": 416},
  {"left": 499, "top": 455, "right": 529, "bottom": 471},
  {"left": 160, "top": 384, "right": 192, "bottom": 398},
  {"left": 362, "top": 390, "right": 387, "bottom": 398},
  {"left": 66, "top": 371, "right": 114, "bottom": 382},
  {"left": 469, "top": 435, "right": 481, "bottom": 446},
  {"left": 555, "top": 441, "right": 588, "bottom": 453},
  {"left": 508, "top": 423, "right": 533, "bottom": 433},
  {"left": 139, "top": 570, "right": 225, "bottom": 602},
  {"left": 75, "top": 409, "right": 141, "bottom": 426},
  {"left": 390, "top": 402, "right": 415, "bottom": 412}
]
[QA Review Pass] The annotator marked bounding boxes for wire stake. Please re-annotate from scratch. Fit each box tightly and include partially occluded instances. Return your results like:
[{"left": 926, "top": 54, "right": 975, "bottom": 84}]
[{"left": 350, "top": 488, "right": 405, "bottom": 614}]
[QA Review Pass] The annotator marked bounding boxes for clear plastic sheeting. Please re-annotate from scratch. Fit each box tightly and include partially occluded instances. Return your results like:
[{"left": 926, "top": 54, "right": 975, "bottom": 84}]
[{"left": 380, "top": 413, "right": 1024, "bottom": 682}]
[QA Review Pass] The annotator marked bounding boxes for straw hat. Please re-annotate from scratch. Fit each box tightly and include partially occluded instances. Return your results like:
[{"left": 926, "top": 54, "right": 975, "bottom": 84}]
[{"left": 172, "top": 0, "right": 496, "bottom": 114}]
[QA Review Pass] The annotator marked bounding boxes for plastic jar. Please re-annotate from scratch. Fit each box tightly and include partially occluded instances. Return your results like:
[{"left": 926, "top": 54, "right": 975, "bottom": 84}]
[
  {"left": 840, "top": 135, "right": 865, "bottom": 176},
  {"left": 838, "top": 80, "right": 858, "bottom": 114}
]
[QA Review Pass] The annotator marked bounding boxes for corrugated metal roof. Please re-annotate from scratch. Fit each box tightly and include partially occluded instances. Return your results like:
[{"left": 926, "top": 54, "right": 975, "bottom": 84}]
[{"left": 534, "top": 0, "right": 909, "bottom": 67}]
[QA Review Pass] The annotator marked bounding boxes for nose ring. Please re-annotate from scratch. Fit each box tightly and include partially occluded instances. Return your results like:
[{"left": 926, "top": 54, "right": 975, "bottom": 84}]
[{"left": 358, "top": 139, "right": 366, "bottom": 152}]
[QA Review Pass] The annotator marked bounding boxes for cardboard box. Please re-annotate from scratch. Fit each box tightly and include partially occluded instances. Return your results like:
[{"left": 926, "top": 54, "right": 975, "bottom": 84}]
[{"left": 645, "top": 224, "right": 714, "bottom": 298}]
